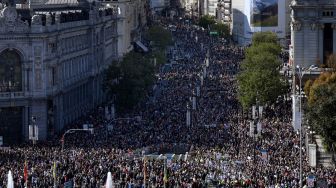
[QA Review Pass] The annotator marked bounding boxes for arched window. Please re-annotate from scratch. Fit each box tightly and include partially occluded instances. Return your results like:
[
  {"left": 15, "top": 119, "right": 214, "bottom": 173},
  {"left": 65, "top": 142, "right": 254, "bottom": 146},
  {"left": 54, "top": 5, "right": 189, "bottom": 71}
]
[{"left": 0, "top": 49, "right": 22, "bottom": 92}]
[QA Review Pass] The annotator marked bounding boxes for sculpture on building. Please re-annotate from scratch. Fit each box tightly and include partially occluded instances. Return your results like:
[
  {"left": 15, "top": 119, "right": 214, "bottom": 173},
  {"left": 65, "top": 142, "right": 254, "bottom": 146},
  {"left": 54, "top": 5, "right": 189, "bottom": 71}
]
[
  {"left": 31, "top": 14, "right": 42, "bottom": 25},
  {"left": 0, "top": 6, "right": 29, "bottom": 33},
  {"left": 310, "top": 22, "right": 317, "bottom": 30},
  {"left": 291, "top": 20, "right": 301, "bottom": 31}
]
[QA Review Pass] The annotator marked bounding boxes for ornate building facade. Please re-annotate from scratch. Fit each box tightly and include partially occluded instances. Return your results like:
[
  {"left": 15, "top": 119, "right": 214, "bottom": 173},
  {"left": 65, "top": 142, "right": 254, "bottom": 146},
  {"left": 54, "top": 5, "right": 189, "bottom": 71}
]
[
  {"left": 0, "top": 2, "right": 118, "bottom": 144},
  {"left": 290, "top": 0, "right": 336, "bottom": 67}
]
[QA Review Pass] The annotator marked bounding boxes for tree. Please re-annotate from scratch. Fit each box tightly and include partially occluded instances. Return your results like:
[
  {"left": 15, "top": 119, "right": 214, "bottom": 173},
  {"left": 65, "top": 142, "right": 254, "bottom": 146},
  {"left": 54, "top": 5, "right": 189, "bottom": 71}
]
[
  {"left": 305, "top": 72, "right": 336, "bottom": 105},
  {"left": 237, "top": 32, "right": 287, "bottom": 109},
  {"left": 104, "top": 52, "right": 155, "bottom": 111},
  {"left": 210, "top": 23, "right": 230, "bottom": 38},
  {"left": 305, "top": 72, "right": 336, "bottom": 150},
  {"left": 252, "top": 31, "right": 278, "bottom": 46},
  {"left": 198, "top": 15, "right": 216, "bottom": 29},
  {"left": 146, "top": 26, "right": 173, "bottom": 49},
  {"left": 325, "top": 54, "right": 336, "bottom": 70}
]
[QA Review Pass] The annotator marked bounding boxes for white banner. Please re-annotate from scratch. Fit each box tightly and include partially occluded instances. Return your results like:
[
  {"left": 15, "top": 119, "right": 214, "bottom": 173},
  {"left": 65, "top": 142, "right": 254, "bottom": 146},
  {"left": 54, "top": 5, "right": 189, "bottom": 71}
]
[
  {"left": 257, "top": 121, "right": 262, "bottom": 134},
  {"left": 258, "top": 106, "right": 263, "bottom": 118},
  {"left": 29, "top": 125, "right": 34, "bottom": 140},
  {"left": 252, "top": 106, "right": 256, "bottom": 119},
  {"left": 192, "top": 96, "right": 196, "bottom": 110},
  {"left": 34, "top": 125, "right": 39, "bottom": 141},
  {"left": 203, "top": 66, "right": 207, "bottom": 78},
  {"left": 186, "top": 110, "right": 191, "bottom": 127},
  {"left": 249, "top": 121, "right": 254, "bottom": 137},
  {"left": 105, "top": 106, "right": 110, "bottom": 120},
  {"left": 292, "top": 95, "right": 301, "bottom": 131},
  {"left": 111, "top": 104, "right": 115, "bottom": 120}
]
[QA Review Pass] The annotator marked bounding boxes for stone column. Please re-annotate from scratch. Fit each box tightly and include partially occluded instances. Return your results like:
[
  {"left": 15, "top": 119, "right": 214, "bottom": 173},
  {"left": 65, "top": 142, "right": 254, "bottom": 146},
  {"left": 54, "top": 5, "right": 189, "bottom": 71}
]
[
  {"left": 319, "top": 23, "right": 325, "bottom": 64},
  {"left": 291, "top": 19, "right": 302, "bottom": 93},
  {"left": 332, "top": 23, "right": 336, "bottom": 55},
  {"left": 291, "top": 20, "right": 303, "bottom": 65},
  {"left": 24, "top": 106, "right": 30, "bottom": 141}
]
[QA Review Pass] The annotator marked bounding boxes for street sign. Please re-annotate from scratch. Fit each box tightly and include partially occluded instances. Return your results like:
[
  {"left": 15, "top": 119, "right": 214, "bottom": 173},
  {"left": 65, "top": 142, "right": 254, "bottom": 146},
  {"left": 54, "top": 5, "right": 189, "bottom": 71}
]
[{"left": 209, "top": 31, "right": 218, "bottom": 35}]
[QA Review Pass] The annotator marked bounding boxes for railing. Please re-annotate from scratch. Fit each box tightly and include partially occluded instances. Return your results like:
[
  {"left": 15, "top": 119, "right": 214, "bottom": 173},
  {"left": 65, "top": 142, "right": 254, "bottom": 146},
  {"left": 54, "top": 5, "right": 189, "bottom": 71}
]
[{"left": 0, "top": 92, "right": 25, "bottom": 99}]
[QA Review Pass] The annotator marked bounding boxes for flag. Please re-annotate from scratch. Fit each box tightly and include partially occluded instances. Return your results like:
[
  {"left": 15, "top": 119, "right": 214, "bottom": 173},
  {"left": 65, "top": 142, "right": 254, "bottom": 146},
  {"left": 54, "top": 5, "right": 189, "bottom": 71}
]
[
  {"left": 53, "top": 161, "right": 57, "bottom": 180},
  {"left": 163, "top": 160, "right": 168, "bottom": 183},
  {"left": 24, "top": 161, "right": 28, "bottom": 183}
]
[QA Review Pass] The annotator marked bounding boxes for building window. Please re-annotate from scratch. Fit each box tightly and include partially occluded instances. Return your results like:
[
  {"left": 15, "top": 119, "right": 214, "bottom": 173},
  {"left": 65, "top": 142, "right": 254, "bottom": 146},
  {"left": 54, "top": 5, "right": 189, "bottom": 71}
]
[
  {"left": 0, "top": 49, "right": 22, "bottom": 92},
  {"left": 322, "top": 11, "right": 334, "bottom": 17},
  {"left": 52, "top": 67, "right": 56, "bottom": 86}
]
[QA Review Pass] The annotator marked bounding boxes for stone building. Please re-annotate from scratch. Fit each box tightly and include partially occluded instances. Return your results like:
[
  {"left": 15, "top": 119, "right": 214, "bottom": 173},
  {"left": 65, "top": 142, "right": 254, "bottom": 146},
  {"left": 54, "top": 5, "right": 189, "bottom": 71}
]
[
  {"left": 102, "top": 0, "right": 149, "bottom": 57},
  {"left": 217, "top": 0, "right": 231, "bottom": 24},
  {"left": 290, "top": 0, "right": 336, "bottom": 67},
  {"left": 0, "top": 1, "right": 118, "bottom": 145},
  {"left": 231, "top": 0, "right": 290, "bottom": 46}
]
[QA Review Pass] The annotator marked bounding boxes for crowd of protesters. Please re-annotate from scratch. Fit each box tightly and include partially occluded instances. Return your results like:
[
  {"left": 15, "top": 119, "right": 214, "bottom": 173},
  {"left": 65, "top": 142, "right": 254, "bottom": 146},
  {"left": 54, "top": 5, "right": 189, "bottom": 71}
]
[{"left": 0, "top": 17, "right": 335, "bottom": 188}]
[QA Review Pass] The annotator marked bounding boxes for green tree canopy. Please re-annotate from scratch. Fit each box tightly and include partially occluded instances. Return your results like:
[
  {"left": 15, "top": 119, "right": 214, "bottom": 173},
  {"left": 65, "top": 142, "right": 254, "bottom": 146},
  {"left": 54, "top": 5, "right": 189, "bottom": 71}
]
[
  {"left": 245, "top": 42, "right": 281, "bottom": 60},
  {"left": 104, "top": 52, "right": 155, "bottom": 111},
  {"left": 305, "top": 72, "right": 336, "bottom": 105},
  {"left": 252, "top": 31, "right": 278, "bottom": 46},
  {"left": 210, "top": 23, "right": 230, "bottom": 38},
  {"left": 305, "top": 73, "right": 336, "bottom": 150},
  {"left": 238, "top": 55, "right": 286, "bottom": 108},
  {"left": 198, "top": 15, "right": 216, "bottom": 29},
  {"left": 146, "top": 26, "right": 173, "bottom": 49},
  {"left": 238, "top": 32, "right": 287, "bottom": 109}
]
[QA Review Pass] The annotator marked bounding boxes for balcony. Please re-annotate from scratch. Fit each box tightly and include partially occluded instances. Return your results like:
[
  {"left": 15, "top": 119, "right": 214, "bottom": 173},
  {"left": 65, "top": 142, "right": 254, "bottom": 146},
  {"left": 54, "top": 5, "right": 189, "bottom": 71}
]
[{"left": 0, "top": 92, "right": 26, "bottom": 99}]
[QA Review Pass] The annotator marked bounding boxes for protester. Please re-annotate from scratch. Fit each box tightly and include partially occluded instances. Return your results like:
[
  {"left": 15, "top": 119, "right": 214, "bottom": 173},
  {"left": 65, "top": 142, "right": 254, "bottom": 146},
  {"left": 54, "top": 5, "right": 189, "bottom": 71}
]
[{"left": 0, "top": 17, "right": 335, "bottom": 188}]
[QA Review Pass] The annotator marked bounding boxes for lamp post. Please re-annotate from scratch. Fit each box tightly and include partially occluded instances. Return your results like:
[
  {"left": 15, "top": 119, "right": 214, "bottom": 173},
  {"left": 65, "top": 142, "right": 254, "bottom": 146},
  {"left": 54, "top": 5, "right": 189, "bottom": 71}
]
[
  {"left": 295, "top": 65, "right": 314, "bottom": 187},
  {"left": 295, "top": 65, "right": 316, "bottom": 186},
  {"left": 296, "top": 65, "right": 306, "bottom": 188}
]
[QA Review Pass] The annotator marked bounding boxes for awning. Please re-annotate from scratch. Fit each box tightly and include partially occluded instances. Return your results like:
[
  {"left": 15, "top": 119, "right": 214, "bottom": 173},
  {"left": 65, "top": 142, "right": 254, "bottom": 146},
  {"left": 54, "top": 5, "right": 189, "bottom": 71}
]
[{"left": 135, "top": 41, "right": 149, "bottom": 52}]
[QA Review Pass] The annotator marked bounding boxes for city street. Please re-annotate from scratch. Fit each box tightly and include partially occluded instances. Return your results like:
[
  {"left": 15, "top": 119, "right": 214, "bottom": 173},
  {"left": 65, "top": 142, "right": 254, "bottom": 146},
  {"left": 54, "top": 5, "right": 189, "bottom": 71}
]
[{"left": 0, "top": 17, "right": 335, "bottom": 188}]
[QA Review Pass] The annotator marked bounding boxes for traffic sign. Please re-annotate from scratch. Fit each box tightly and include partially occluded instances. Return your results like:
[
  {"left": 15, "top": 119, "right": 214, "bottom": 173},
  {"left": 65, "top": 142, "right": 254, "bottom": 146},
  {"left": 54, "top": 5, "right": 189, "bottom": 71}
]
[{"left": 210, "top": 31, "right": 218, "bottom": 35}]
